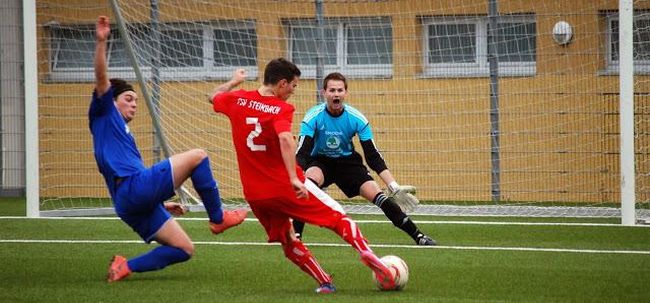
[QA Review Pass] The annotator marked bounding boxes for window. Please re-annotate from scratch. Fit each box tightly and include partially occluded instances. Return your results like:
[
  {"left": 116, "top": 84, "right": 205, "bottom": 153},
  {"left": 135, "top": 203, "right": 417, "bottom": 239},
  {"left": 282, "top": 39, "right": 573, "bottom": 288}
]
[
  {"left": 423, "top": 14, "right": 536, "bottom": 77},
  {"left": 48, "top": 21, "right": 257, "bottom": 81},
  {"left": 606, "top": 11, "right": 650, "bottom": 73},
  {"left": 285, "top": 17, "right": 392, "bottom": 78}
]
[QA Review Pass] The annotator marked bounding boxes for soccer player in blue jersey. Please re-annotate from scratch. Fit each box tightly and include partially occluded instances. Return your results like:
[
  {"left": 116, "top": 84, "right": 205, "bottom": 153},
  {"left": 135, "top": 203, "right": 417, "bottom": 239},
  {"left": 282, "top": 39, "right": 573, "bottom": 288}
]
[
  {"left": 294, "top": 72, "right": 436, "bottom": 246},
  {"left": 90, "top": 16, "right": 247, "bottom": 282}
]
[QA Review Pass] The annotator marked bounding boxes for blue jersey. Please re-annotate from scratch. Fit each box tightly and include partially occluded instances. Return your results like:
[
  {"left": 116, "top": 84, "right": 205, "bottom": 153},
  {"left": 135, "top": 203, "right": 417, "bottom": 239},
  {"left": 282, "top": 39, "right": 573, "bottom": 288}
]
[
  {"left": 299, "top": 103, "right": 373, "bottom": 158},
  {"left": 89, "top": 87, "right": 145, "bottom": 197}
]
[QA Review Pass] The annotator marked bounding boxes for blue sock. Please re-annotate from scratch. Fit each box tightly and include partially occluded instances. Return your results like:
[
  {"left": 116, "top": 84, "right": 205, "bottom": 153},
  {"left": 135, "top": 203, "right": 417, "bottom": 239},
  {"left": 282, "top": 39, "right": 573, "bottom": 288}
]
[
  {"left": 127, "top": 245, "right": 191, "bottom": 272},
  {"left": 190, "top": 157, "right": 223, "bottom": 223}
]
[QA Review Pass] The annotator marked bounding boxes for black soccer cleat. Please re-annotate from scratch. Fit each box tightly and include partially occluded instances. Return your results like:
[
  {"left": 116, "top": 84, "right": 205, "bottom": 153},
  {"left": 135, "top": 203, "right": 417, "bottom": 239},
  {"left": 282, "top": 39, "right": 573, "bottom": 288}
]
[{"left": 416, "top": 234, "right": 437, "bottom": 246}]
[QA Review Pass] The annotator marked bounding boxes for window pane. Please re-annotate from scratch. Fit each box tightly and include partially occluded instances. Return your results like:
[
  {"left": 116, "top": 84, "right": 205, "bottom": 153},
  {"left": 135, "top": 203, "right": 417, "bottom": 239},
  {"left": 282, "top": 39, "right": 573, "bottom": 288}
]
[
  {"left": 160, "top": 29, "right": 203, "bottom": 67},
  {"left": 214, "top": 28, "right": 257, "bottom": 67},
  {"left": 290, "top": 27, "right": 336, "bottom": 65},
  {"left": 634, "top": 17, "right": 650, "bottom": 61},
  {"left": 611, "top": 20, "right": 620, "bottom": 61},
  {"left": 108, "top": 29, "right": 153, "bottom": 68},
  {"left": 428, "top": 24, "right": 476, "bottom": 63},
  {"left": 53, "top": 27, "right": 94, "bottom": 69},
  {"left": 347, "top": 25, "right": 392, "bottom": 65},
  {"left": 611, "top": 17, "right": 650, "bottom": 62},
  {"left": 493, "top": 22, "right": 536, "bottom": 62}
]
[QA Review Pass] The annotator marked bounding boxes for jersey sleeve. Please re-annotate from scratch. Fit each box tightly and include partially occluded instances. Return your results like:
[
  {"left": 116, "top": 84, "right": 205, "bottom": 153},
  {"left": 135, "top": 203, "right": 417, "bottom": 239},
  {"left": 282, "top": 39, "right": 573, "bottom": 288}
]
[
  {"left": 212, "top": 91, "right": 233, "bottom": 114},
  {"left": 299, "top": 108, "right": 317, "bottom": 138},
  {"left": 361, "top": 138, "right": 388, "bottom": 174},
  {"left": 357, "top": 120, "right": 374, "bottom": 141},
  {"left": 88, "top": 86, "right": 116, "bottom": 118},
  {"left": 349, "top": 106, "right": 373, "bottom": 141}
]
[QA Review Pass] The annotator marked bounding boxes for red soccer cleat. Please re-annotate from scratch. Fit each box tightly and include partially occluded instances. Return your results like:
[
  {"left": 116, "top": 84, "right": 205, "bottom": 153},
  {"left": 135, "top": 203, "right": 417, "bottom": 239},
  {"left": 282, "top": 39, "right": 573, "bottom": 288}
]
[
  {"left": 209, "top": 209, "right": 248, "bottom": 235},
  {"left": 360, "top": 251, "right": 396, "bottom": 290},
  {"left": 107, "top": 255, "right": 131, "bottom": 283}
]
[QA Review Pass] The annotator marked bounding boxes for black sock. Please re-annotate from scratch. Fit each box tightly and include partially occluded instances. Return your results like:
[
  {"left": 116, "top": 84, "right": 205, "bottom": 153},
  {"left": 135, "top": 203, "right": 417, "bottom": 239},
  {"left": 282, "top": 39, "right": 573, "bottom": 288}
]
[
  {"left": 293, "top": 220, "right": 305, "bottom": 237},
  {"left": 373, "top": 193, "right": 421, "bottom": 241}
]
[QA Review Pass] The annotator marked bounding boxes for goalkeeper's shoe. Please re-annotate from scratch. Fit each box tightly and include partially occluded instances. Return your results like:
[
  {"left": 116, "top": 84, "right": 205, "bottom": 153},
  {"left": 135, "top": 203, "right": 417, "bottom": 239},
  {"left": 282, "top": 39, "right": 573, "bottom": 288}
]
[
  {"left": 315, "top": 282, "right": 336, "bottom": 294},
  {"left": 360, "top": 251, "right": 396, "bottom": 290},
  {"left": 107, "top": 255, "right": 131, "bottom": 283},
  {"left": 416, "top": 234, "right": 437, "bottom": 246},
  {"left": 209, "top": 209, "right": 248, "bottom": 235}
]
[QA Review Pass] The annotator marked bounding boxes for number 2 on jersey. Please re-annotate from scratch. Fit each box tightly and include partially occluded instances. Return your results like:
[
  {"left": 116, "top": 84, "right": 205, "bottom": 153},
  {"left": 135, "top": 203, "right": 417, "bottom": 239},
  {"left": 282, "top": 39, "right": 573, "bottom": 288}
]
[{"left": 245, "top": 117, "right": 266, "bottom": 151}]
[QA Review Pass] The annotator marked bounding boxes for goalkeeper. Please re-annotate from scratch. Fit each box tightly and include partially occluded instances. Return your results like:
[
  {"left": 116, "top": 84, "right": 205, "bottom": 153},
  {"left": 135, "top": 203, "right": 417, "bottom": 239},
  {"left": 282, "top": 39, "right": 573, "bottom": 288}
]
[{"left": 294, "top": 72, "right": 436, "bottom": 246}]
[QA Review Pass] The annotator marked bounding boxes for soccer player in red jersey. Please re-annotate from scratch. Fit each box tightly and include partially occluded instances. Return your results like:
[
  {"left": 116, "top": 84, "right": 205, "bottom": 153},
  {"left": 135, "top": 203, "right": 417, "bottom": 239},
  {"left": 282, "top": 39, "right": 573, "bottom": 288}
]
[{"left": 209, "top": 58, "right": 396, "bottom": 293}]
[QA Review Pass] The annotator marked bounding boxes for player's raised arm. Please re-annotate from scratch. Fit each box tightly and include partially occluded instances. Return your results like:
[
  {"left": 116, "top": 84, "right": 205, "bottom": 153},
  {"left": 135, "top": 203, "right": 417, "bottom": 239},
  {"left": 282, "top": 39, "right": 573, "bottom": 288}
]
[
  {"left": 94, "top": 16, "right": 111, "bottom": 98},
  {"left": 209, "top": 68, "right": 247, "bottom": 103}
]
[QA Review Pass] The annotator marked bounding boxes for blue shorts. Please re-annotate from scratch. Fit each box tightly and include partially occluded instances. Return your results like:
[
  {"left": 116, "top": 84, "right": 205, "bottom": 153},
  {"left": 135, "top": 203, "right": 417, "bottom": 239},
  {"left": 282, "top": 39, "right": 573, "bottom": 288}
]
[{"left": 113, "top": 159, "right": 175, "bottom": 243}]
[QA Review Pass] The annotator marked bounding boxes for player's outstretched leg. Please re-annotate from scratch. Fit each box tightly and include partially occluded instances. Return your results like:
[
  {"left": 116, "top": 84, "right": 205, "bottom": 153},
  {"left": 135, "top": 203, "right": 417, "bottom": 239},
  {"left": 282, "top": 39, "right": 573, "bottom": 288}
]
[
  {"left": 329, "top": 216, "right": 396, "bottom": 289},
  {"left": 282, "top": 239, "right": 335, "bottom": 293},
  {"left": 373, "top": 193, "right": 437, "bottom": 246},
  {"left": 108, "top": 245, "right": 192, "bottom": 282}
]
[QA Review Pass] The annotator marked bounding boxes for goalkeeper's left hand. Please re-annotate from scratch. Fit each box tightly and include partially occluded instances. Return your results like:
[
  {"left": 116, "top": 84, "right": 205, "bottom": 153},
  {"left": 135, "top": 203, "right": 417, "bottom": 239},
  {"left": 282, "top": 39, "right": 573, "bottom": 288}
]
[
  {"left": 387, "top": 182, "right": 419, "bottom": 213},
  {"left": 164, "top": 202, "right": 188, "bottom": 217}
]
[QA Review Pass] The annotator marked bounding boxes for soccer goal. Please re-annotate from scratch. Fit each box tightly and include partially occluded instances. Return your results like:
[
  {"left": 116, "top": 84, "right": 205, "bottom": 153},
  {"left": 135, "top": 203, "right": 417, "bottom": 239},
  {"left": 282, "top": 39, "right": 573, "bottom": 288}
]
[{"left": 28, "top": 0, "right": 650, "bottom": 223}]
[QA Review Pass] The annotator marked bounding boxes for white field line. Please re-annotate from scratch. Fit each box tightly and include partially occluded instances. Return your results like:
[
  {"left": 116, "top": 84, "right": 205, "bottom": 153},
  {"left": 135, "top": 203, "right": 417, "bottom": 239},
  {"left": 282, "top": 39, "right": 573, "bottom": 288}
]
[
  {"left": 1, "top": 239, "right": 650, "bottom": 255},
  {"left": 1, "top": 216, "right": 648, "bottom": 227}
]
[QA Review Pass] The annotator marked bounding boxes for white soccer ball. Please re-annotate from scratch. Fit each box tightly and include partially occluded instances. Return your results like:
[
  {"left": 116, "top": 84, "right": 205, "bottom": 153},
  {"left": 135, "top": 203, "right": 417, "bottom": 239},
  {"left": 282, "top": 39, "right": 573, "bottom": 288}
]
[{"left": 373, "top": 255, "right": 409, "bottom": 291}]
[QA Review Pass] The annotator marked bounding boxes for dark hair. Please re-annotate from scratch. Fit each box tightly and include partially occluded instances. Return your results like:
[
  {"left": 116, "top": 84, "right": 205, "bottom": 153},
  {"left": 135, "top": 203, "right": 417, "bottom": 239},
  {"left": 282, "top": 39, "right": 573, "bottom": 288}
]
[
  {"left": 323, "top": 72, "right": 347, "bottom": 90},
  {"left": 263, "top": 58, "right": 301, "bottom": 85},
  {"left": 109, "top": 78, "right": 134, "bottom": 99}
]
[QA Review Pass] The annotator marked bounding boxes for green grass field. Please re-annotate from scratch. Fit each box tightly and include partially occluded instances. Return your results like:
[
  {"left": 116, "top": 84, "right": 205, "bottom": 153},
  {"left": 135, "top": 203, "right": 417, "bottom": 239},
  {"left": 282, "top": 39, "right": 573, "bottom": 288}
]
[{"left": 1, "top": 197, "right": 650, "bottom": 302}]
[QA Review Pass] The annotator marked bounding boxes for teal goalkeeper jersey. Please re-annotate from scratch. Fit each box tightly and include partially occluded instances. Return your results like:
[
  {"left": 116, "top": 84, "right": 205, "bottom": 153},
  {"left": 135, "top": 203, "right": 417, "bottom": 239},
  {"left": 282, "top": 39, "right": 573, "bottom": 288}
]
[{"left": 299, "top": 103, "right": 373, "bottom": 158}]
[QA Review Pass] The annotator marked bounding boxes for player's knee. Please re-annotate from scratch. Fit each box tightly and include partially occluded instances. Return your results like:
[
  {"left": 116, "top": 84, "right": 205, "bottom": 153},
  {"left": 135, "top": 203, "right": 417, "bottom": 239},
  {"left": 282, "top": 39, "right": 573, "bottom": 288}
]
[
  {"left": 304, "top": 167, "right": 324, "bottom": 185},
  {"left": 191, "top": 148, "right": 208, "bottom": 161},
  {"left": 179, "top": 242, "right": 195, "bottom": 258}
]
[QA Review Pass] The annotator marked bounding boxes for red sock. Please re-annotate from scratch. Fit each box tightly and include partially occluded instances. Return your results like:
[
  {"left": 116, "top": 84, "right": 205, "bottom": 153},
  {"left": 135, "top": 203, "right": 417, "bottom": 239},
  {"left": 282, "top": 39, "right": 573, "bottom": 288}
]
[
  {"left": 332, "top": 216, "right": 372, "bottom": 253},
  {"left": 282, "top": 240, "right": 332, "bottom": 285}
]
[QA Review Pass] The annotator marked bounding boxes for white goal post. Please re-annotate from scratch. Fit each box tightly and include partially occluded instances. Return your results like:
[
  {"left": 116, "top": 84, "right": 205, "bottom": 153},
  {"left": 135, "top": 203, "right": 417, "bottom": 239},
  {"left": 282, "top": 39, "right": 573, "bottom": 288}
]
[{"left": 25, "top": 0, "right": 650, "bottom": 223}]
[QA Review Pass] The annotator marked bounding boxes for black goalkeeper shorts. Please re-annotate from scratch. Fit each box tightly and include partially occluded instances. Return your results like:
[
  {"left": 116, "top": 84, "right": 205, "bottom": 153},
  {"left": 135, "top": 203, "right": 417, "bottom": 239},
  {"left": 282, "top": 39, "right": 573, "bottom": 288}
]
[{"left": 307, "top": 152, "right": 374, "bottom": 198}]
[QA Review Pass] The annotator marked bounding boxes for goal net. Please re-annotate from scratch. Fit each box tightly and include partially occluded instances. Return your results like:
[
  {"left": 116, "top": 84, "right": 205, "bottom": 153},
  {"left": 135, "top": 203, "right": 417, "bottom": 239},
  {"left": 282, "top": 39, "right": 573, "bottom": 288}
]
[{"left": 33, "top": 0, "right": 650, "bottom": 220}]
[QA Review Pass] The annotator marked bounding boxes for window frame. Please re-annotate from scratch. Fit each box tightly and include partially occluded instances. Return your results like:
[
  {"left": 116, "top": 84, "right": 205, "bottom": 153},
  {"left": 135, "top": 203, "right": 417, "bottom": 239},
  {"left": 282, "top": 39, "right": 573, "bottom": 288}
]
[
  {"left": 605, "top": 11, "right": 650, "bottom": 74},
  {"left": 47, "top": 20, "right": 258, "bottom": 82},
  {"left": 422, "top": 14, "right": 536, "bottom": 78},
  {"left": 285, "top": 17, "right": 393, "bottom": 79}
]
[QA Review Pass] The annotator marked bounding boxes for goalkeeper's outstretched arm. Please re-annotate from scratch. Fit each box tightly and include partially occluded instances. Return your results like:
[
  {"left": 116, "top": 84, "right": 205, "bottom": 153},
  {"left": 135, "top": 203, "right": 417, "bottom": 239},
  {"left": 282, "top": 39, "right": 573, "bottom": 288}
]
[
  {"left": 360, "top": 139, "right": 418, "bottom": 212},
  {"left": 360, "top": 139, "right": 391, "bottom": 182}
]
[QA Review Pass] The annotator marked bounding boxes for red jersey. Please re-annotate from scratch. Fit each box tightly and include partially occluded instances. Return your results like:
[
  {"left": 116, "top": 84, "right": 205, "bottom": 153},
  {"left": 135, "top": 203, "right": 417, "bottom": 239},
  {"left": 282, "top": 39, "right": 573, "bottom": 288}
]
[{"left": 213, "top": 89, "right": 305, "bottom": 201}]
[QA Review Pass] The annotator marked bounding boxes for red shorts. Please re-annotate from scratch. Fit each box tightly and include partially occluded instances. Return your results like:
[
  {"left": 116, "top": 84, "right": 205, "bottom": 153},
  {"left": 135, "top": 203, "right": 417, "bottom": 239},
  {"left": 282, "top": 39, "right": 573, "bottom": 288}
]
[{"left": 249, "top": 179, "right": 346, "bottom": 243}]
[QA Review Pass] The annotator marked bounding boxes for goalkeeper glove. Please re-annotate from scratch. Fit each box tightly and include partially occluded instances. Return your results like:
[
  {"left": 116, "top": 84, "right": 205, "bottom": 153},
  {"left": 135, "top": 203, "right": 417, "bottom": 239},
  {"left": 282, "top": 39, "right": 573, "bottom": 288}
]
[{"left": 387, "top": 182, "right": 419, "bottom": 213}]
